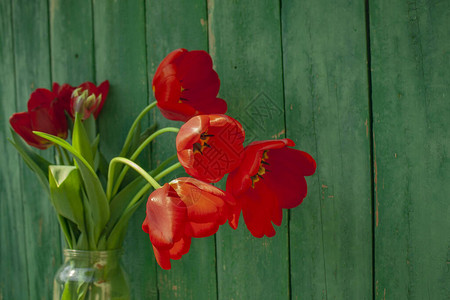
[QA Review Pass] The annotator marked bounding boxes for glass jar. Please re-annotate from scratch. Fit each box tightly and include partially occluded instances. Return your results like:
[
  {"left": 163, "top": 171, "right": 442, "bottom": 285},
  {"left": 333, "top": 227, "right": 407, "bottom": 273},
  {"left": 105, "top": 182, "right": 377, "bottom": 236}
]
[{"left": 53, "top": 249, "right": 130, "bottom": 300}]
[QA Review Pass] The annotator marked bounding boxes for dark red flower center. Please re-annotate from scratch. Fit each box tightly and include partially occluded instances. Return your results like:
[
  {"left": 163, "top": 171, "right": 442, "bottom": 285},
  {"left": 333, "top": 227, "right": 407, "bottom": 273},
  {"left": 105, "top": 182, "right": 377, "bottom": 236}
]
[
  {"left": 251, "top": 151, "right": 270, "bottom": 188},
  {"left": 193, "top": 132, "right": 214, "bottom": 155}
]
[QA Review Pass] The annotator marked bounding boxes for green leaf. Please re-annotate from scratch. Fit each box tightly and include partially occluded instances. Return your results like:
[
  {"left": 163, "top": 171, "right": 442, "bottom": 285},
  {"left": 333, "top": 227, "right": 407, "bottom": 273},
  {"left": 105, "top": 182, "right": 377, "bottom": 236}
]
[
  {"left": 106, "top": 198, "right": 145, "bottom": 250},
  {"left": 8, "top": 129, "right": 51, "bottom": 193},
  {"left": 72, "top": 113, "right": 94, "bottom": 168},
  {"left": 103, "top": 176, "right": 146, "bottom": 238},
  {"left": 49, "top": 165, "right": 85, "bottom": 229},
  {"left": 83, "top": 114, "right": 97, "bottom": 143},
  {"left": 138, "top": 124, "right": 157, "bottom": 150},
  {"left": 57, "top": 215, "right": 74, "bottom": 249},
  {"left": 34, "top": 131, "right": 110, "bottom": 249}
]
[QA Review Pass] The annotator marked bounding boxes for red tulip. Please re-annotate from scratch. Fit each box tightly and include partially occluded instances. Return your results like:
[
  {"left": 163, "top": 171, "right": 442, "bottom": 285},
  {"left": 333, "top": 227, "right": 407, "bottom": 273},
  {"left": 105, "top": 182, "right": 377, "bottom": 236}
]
[
  {"left": 226, "top": 139, "right": 316, "bottom": 238},
  {"left": 53, "top": 80, "right": 109, "bottom": 120},
  {"left": 152, "top": 48, "right": 227, "bottom": 122},
  {"left": 73, "top": 80, "right": 109, "bottom": 119},
  {"left": 142, "top": 177, "right": 237, "bottom": 269},
  {"left": 9, "top": 88, "right": 68, "bottom": 149},
  {"left": 52, "top": 82, "right": 75, "bottom": 115},
  {"left": 176, "top": 114, "right": 245, "bottom": 183}
]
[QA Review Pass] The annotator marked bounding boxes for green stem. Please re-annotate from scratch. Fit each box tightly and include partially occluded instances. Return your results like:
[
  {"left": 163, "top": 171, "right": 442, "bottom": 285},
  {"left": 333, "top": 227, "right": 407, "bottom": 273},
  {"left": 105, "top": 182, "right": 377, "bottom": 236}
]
[
  {"left": 105, "top": 161, "right": 183, "bottom": 248},
  {"left": 122, "top": 162, "right": 182, "bottom": 212},
  {"left": 110, "top": 127, "right": 179, "bottom": 198},
  {"left": 119, "top": 101, "right": 157, "bottom": 158},
  {"left": 154, "top": 162, "right": 182, "bottom": 181},
  {"left": 55, "top": 145, "right": 64, "bottom": 165},
  {"left": 62, "top": 147, "right": 72, "bottom": 165},
  {"left": 149, "top": 154, "right": 178, "bottom": 176},
  {"left": 107, "top": 157, "right": 161, "bottom": 200}
]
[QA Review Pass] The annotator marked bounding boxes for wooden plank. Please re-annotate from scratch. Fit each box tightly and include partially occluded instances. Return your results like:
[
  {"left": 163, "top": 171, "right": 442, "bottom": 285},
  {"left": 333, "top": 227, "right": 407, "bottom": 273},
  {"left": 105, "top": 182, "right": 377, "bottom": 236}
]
[
  {"left": 49, "top": 0, "right": 94, "bottom": 84},
  {"left": 208, "top": 1, "right": 290, "bottom": 299},
  {"left": 146, "top": 1, "right": 218, "bottom": 299},
  {"left": 11, "top": 1, "right": 62, "bottom": 298},
  {"left": 0, "top": 1, "right": 29, "bottom": 299},
  {"left": 369, "top": 0, "right": 450, "bottom": 299},
  {"left": 282, "top": 1, "right": 373, "bottom": 299},
  {"left": 92, "top": 1, "right": 157, "bottom": 299}
]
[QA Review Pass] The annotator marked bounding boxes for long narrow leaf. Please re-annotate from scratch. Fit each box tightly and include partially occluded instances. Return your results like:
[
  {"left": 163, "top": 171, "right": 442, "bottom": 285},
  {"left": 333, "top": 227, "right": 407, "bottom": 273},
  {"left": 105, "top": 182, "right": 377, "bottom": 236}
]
[
  {"left": 9, "top": 130, "right": 51, "bottom": 193},
  {"left": 72, "top": 113, "right": 94, "bottom": 167},
  {"left": 103, "top": 176, "right": 146, "bottom": 238},
  {"left": 34, "top": 131, "right": 110, "bottom": 248},
  {"left": 106, "top": 198, "right": 145, "bottom": 250}
]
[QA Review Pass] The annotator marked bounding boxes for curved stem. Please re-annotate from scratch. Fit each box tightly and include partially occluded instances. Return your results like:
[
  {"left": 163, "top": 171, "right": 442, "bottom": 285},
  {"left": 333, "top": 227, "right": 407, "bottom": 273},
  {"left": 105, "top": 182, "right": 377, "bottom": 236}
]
[
  {"left": 62, "top": 147, "right": 72, "bottom": 165},
  {"left": 119, "top": 101, "right": 157, "bottom": 157},
  {"left": 110, "top": 127, "right": 179, "bottom": 197},
  {"left": 107, "top": 157, "right": 161, "bottom": 200},
  {"left": 55, "top": 145, "right": 64, "bottom": 164},
  {"left": 149, "top": 154, "right": 178, "bottom": 177},
  {"left": 121, "top": 162, "right": 183, "bottom": 215},
  {"left": 154, "top": 162, "right": 182, "bottom": 181}
]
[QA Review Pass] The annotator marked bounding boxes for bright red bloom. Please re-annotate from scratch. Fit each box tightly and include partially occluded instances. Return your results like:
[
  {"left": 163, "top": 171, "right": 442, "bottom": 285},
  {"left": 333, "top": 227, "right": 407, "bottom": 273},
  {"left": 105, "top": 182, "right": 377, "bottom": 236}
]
[
  {"left": 226, "top": 139, "right": 316, "bottom": 238},
  {"left": 142, "top": 177, "right": 237, "bottom": 269},
  {"left": 53, "top": 80, "right": 109, "bottom": 120},
  {"left": 152, "top": 48, "right": 227, "bottom": 122},
  {"left": 176, "top": 114, "right": 245, "bottom": 183},
  {"left": 9, "top": 88, "right": 68, "bottom": 149}
]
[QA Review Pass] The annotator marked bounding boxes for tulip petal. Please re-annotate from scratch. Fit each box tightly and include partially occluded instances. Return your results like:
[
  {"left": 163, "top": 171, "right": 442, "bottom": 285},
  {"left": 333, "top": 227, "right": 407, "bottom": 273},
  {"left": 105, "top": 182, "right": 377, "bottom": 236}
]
[
  {"left": 187, "top": 221, "right": 220, "bottom": 238},
  {"left": 152, "top": 49, "right": 227, "bottom": 121},
  {"left": 168, "top": 236, "right": 191, "bottom": 260},
  {"left": 93, "top": 80, "right": 110, "bottom": 118},
  {"left": 176, "top": 115, "right": 245, "bottom": 183},
  {"left": 145, "top": 184, "right": 187, "bottom": 249},
  {"left": 152, "top": 245, "right": 171, "bottom": 270},
  {"left": 9, "top": 112, "right": 50, "bottom": 149},
  {"left": 240, "top": 182, "right": 281, "bottom": 238}
]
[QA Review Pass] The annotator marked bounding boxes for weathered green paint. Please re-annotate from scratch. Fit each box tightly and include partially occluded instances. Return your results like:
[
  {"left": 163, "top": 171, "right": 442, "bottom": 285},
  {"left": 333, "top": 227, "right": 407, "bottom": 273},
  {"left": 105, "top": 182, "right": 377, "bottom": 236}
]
[
  {"left": 146, "top": 1, "right": 219, "bottom": 299},
  {"left": 209, "top": 1, "right": 290, "bottom": 299},
  {"left": 0, "top": 1, "right": 28, "bottom": 299},
  {"left": 369, "top": 0, "right": 450, "bottom": 299},
  {"left": 93, "top": 1, "right": 156, "bottom": 299},
  {"left": 1, "top": 0, "right": 448, "bottom": 299},
  {"left": 11, "top": 0, "right": 62, "bottom": 298},
  {"left": 282, "top": 0, "right": 373, "bottom": 299},
  {"left": 50, "top": 0, "right": 95, "bottom": 85}
]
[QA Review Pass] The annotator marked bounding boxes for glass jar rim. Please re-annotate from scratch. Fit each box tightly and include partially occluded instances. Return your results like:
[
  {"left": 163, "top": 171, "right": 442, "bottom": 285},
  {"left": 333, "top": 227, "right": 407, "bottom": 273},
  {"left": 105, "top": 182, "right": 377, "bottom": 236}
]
[{"left": 63, "top": 248, "right": 123, "bottom": 259}]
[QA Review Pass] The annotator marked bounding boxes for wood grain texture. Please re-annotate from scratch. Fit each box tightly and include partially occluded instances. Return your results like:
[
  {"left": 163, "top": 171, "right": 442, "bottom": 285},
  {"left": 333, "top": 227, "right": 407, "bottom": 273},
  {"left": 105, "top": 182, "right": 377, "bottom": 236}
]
[
  {"left": 0, "top": 1, "right": 29, "bottom": 299},
  {"left": 1, "top": 0, "right": 449, "bottom": 299},
  {"left": 369, "top": 0, "right": 450, "bottom": 299},
  {"left": 92, "top": 1, "right": 156, "bottom": 299},
  {"left": 208, "top": 1, "right": 290, "bottom": 299},
  {"left": 146, "top": 1, "right": 219, "bottom": 299},
  {"left": 282, "top": 0, "right": 373, "bottom": 299},
  {"left": 11, "top": 1, "right": 62, "bottom": 298},
  {"left": 50, "top": 0, "right": 94, "bottom": 85}
]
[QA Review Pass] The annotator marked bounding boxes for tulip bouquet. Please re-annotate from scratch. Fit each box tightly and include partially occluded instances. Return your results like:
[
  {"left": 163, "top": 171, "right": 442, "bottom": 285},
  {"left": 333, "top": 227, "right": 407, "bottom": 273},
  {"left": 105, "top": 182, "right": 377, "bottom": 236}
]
[{"left": 9, "top": 48, "right": 315, "bottom": 298}]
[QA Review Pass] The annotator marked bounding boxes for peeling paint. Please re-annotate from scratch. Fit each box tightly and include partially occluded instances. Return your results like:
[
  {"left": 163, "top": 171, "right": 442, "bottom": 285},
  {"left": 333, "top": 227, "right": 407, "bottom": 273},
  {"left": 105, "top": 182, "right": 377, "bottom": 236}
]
[
  {"left": 365, "top": 119, "right": 369, "bottom": 137},
  {"left": 207, "top": 0, "right": 216, "bottom": 58},
  {"left": 200, "top": 18, "right": 206, "bottom": 27},
  {"left": 271, "top": 129, "right": 285, "bottom": 138}
]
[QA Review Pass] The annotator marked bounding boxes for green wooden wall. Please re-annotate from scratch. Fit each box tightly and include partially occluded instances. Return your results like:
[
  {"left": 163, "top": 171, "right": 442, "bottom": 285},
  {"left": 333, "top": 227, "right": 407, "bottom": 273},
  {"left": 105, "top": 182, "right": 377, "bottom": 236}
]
[{"left": 1, "top": 0, "right": 448, "bottom": 299}]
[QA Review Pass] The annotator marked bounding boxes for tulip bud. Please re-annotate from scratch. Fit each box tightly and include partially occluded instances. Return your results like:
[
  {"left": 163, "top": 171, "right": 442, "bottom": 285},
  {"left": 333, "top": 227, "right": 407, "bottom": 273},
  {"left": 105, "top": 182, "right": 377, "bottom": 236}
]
[{"left": 70, "top": 87, "right": 102, "bottom": 120}]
